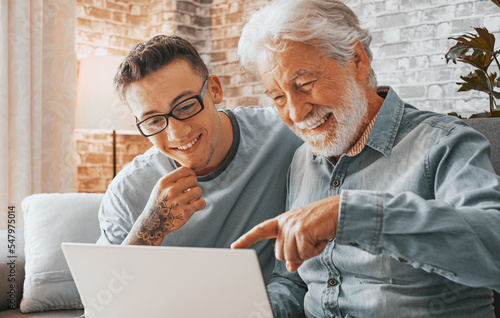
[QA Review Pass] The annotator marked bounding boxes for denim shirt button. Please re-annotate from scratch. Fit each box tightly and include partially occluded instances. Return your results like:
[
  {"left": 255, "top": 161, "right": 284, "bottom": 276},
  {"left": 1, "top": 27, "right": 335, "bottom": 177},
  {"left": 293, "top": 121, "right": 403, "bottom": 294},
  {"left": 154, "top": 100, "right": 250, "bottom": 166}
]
[
  {"left": 332, "top": 178, "right": 340, "bottom": 187},
  {"left": 328, "top": 278, "right": 338, "bottom": 286}
]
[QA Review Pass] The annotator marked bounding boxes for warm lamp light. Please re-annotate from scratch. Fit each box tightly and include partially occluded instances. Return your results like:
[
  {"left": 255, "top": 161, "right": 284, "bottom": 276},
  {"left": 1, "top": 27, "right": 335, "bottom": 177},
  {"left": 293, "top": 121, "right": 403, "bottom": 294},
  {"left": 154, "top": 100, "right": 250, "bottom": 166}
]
[{"left": 76, "top": 55, "right": 137, "bottom": 177}]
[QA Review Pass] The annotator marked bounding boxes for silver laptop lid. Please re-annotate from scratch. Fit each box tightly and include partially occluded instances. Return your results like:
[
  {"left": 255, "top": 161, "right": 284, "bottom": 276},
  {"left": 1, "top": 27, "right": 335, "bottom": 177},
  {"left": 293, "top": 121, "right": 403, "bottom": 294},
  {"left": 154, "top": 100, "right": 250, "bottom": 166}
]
[{"left": 62, "top": 243, "right": 273, "bottom": 318}]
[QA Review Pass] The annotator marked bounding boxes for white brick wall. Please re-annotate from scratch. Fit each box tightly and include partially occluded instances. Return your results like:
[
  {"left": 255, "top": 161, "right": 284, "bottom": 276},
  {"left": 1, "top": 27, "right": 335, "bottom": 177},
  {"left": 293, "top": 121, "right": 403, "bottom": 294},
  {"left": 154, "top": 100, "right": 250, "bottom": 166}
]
[{"left": 350, "top": 0, "right": 500, "bottom": 116}]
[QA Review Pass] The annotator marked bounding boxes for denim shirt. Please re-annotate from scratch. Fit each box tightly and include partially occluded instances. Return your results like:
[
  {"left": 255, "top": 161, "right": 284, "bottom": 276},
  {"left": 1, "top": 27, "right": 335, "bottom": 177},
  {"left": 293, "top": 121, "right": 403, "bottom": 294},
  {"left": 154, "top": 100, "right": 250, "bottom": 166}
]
[{"left": 268, "top": 87, "right": 500, "bottom": 318}]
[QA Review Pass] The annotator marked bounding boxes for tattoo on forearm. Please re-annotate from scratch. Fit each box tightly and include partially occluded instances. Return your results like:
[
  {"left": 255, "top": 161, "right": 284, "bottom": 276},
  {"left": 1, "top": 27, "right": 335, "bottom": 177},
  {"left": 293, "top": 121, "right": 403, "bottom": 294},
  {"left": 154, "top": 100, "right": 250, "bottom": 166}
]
[{"left": 136, "top": 195, "right": 182, "bottom": 245}]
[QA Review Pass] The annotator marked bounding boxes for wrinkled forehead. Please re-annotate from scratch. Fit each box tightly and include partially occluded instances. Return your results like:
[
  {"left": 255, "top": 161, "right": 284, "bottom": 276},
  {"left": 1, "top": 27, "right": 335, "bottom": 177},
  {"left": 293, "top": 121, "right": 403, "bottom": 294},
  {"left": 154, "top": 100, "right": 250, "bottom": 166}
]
[
  {"left": 256, "top": 42, "right": 328, "bottom": 80},
  {"left": 256, "top": 50, "right": 281, "bottom": 77}
]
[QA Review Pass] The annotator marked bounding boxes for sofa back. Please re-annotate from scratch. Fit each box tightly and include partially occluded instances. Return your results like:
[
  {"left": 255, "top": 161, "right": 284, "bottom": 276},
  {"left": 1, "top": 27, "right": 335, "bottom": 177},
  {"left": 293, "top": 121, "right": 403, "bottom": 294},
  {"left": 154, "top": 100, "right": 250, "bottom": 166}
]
[
  {"left": 465, "top": 118, "right": 500, "bottom": 174},
  {"left": 465, "top": 117, "right": 500, "bottom": 316}
]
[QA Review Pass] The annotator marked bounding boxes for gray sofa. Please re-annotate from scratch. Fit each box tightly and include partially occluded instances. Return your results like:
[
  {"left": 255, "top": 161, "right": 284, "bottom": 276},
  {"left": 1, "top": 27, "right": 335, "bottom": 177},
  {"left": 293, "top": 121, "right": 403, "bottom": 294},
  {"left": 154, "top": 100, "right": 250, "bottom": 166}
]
[
  {"left": 0, "top": 118, "right": 498, "bottom": 317},
  {"left": 0, "top": 193, "right": 104, "bottom": 317}
]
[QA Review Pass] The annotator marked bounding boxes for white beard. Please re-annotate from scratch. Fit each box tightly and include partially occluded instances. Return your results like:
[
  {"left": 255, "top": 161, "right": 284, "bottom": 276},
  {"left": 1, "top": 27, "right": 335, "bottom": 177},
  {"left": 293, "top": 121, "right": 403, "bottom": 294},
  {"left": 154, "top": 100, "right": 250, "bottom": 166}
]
[{"left": 291, "top": 75, "right": 368, "bottom": 158}]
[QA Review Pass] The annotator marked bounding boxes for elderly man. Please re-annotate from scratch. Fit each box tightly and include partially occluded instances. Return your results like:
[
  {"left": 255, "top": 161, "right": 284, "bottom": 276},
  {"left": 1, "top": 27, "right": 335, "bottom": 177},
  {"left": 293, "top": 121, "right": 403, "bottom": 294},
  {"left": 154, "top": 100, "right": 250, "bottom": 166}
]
[
  {"left": 96, "top": 35, "right": 304, "bottom": 288},
  {"left": 232, "top": 0, "right": 500, "bottom": 317}
]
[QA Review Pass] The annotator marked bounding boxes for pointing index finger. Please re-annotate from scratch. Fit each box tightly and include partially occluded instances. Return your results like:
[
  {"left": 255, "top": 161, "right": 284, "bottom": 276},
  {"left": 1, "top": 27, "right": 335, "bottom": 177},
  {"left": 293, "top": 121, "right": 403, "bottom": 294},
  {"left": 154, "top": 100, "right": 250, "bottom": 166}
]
[{"left": 231, "top": 218, "right": 279, "bottom": 249}]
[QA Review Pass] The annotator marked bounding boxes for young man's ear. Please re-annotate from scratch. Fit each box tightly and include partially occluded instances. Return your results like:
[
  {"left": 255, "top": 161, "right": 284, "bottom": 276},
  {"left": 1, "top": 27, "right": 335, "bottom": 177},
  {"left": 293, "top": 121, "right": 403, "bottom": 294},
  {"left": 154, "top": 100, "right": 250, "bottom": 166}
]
[
  {"left": 353, "top": 39, "right": 370, "bottom": 81},
  {"left": 208, "top": 75, "right": 223, "bottom": 104}
]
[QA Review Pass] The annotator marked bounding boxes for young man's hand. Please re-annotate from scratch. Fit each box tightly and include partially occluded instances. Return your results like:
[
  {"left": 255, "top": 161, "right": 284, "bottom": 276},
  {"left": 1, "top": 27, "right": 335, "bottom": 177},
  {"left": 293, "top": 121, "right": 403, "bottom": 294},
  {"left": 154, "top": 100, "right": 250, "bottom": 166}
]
[
  {"left": 231, "top": 195, "right": 339, "bottom": 272},
  {"left": 123, "top": 166, "right": 206, "bottom": 246}
]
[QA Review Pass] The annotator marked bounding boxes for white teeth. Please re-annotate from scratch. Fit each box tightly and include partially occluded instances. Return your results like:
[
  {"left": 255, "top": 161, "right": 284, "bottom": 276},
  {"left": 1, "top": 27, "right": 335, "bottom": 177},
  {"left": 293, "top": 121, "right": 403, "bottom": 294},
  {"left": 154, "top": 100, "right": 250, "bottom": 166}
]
[
  {"left": 177, "top": 136, "right": 199, "bottom": 150},
  {"left": 296, "top": 113, "right": 330, "bottom": 130}
]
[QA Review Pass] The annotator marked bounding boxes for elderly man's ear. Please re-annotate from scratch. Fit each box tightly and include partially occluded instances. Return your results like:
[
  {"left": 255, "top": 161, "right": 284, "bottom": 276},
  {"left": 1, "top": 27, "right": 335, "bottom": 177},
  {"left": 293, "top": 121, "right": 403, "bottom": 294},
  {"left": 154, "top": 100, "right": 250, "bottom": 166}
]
[{"left": 353, "top": 39, "right": 371, "bottom": 82}]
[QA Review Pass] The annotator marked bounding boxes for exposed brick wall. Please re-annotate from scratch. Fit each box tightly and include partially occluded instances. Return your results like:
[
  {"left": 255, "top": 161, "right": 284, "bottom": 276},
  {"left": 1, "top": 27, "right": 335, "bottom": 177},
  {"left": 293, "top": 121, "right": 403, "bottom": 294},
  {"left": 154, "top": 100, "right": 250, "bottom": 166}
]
[
  {"left": 76, "top": 0, "right": 149, "bottom": 58},
  {"left": 75, "top": 130, "right": 114, "bottom": 193},
  {"left": 75, "top": 130, "right": 152, "bottom": 193},
  {"left": 208, "top": 0, "right": 269, "bottom": 109},
  {"left": 75, "top": 0, "right": 500, "bottom": 193}
]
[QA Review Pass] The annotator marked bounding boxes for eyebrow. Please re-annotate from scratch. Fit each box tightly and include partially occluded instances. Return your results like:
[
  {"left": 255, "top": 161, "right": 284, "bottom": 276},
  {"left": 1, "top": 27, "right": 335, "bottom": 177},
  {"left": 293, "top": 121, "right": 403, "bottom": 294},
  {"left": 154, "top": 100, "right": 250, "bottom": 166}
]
[
  {"left": 290, "top": 69, "right": 320, "bottom": 81},
  {"left": 264, "top": 69, "right": 320, "bottom": 96},
  {"left": 139, "top": 90, "right": 194, "bottom": 119},
  {"left": 263, "top": 88, "right": 276, "bottom": 96}
]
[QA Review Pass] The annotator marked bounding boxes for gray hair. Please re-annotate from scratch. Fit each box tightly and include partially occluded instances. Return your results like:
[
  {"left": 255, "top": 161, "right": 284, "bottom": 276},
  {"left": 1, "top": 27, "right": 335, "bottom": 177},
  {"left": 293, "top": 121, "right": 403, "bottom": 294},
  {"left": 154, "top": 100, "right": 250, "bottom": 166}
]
[{"left": 238, "top": 0, "right": 377, "bottom": 89}]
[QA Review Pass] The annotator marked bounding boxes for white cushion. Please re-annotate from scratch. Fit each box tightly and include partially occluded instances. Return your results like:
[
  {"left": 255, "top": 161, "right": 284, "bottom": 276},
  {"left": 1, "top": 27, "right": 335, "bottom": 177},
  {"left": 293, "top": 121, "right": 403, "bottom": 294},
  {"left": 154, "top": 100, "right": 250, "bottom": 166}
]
[{"left": 20, "top": 193, "right": 104, "bottom": 313}]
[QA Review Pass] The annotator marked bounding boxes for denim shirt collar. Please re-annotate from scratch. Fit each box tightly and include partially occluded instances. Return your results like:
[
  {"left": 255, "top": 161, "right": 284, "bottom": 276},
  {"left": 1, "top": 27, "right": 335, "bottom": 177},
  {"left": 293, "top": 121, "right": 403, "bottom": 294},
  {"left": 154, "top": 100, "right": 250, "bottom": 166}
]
[{"left": 365, "top": 86, "right": 405, "bottom": 158}]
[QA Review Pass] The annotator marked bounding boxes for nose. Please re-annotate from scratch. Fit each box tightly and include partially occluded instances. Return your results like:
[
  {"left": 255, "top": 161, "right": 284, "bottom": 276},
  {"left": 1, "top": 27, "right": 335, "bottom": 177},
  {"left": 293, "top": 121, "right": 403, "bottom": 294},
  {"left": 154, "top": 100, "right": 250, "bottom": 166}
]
[
  {"left": 166, "top": 117, "right": 191, "bottom": 141},
  {"left": 286, "top": 92, "right": 312, "bottom": 123}
]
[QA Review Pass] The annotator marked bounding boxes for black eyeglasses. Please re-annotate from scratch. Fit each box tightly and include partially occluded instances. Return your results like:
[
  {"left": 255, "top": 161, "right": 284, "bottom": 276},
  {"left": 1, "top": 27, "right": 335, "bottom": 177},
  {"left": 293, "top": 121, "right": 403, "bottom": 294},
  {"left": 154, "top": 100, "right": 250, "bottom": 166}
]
[{"left": 136, "top": 77, "right": 209, "bottom": 137}]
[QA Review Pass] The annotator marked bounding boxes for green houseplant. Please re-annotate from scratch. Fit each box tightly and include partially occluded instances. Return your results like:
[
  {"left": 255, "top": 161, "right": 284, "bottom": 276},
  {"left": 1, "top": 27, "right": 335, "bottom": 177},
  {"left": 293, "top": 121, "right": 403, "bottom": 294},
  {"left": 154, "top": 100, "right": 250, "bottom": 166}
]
[{"left": 445, "top": 0, "right": 500, "bottom": 118}]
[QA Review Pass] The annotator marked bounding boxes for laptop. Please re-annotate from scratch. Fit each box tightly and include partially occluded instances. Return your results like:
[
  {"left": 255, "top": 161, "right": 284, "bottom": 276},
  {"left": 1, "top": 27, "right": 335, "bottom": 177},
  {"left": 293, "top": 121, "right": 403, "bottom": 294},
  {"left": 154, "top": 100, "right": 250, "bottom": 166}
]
[{"left": 61, "top": 243, "right": 274, "bottom": 318}]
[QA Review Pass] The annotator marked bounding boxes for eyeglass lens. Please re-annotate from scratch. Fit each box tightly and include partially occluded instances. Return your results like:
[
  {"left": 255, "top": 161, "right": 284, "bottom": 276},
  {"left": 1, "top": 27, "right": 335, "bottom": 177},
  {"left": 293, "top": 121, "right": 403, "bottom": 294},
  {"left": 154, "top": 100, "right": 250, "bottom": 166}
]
[{"left": 139, "top": 97, "right": 203, "bottom": 136}]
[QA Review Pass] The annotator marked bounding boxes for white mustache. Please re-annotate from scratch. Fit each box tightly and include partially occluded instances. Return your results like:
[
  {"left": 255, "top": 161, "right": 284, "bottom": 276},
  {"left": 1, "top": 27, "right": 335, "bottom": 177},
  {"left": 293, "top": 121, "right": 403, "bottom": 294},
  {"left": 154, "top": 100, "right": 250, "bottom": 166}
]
[{"left": 294, "top": 107, "right": 333, "bottom": 130}]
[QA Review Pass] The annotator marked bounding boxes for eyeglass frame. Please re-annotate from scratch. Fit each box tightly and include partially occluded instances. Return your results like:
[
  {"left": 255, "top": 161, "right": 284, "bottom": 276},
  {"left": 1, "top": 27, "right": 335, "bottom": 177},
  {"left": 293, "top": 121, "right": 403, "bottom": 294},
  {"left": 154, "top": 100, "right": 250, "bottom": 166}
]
[{"left": 135, "top": 76, "right": 209, "bottom": 137}]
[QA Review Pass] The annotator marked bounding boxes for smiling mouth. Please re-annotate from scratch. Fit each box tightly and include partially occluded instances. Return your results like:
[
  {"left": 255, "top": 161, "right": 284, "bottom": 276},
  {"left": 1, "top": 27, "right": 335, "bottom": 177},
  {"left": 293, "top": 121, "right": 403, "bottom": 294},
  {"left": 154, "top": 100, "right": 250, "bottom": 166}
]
[
  {"left": 175, "top": 135, "right": 200, "bottom": 150},
  {"left": 296, "top": 113, "right": 332, "bottom": 130}
]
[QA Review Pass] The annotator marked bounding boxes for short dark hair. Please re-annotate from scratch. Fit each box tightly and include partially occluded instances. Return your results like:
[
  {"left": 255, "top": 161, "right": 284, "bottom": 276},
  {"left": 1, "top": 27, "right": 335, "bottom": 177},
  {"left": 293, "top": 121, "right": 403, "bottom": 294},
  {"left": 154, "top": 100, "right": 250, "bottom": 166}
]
[{"left": 114, "top": 35, "right": 209, "bottom": 102}]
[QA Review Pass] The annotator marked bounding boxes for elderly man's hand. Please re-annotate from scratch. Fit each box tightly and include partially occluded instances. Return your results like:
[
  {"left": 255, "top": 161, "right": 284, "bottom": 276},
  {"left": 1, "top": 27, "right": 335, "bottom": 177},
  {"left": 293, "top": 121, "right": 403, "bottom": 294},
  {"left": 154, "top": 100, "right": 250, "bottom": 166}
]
[{"left": 231, "top": 195, "right": 340, "bottom": 272}]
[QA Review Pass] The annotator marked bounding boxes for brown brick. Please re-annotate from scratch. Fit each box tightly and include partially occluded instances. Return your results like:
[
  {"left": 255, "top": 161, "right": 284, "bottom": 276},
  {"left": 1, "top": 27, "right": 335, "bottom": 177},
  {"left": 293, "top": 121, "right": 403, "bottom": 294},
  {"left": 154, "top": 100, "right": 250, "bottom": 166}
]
[
  {"left": 226, "top": 12, "right": 243, "bottom": 24},
  {"left": 126, "top": 14, "right": 148, "bottom": 26},
  {"left": 78, "top": 0, "right": 93, "bottom": 5},
  {"left": 78, "top": 165, "right": 106, "bottom": 178},
  {"left": 126, "top": 144, "right": 140, "bottom": 155},
  {"left": 106, "top": 1, "right": 127, "bottom": 11},
  {"left": 87, "top": 7, "right": 111, "bottom": 20},
  {"left": 194, "top": 16, "right": 211, "bottom": 27},
  {"left": 210, "top": 51, "right": 227, "bottom": 62},
  {"left": 78, "top": 178, "right": 110, "bottom": 193},
  {"left": 85, "top": 153, "right": 112, "bottom": 165},
  {"left": 211, "top": 7, "right": 226, "bottom": 16},
  {"left": 112, "top": 11, "right": 125, "bottom": 23},
  {"left": 211, "top": 37, "right": 239, "bottom": 50},
  {"left": 237, "top": 96, "right": 260, "bottom": 107},
  {"left": 103, "top": 144, "right": 114, "bottom": 153},
  {"left": 223, "top": 86, "right": 240, "bottom": 98},
  {"left": 177, "top": 1, "right": 198, "bottom": 13},
  {"left": 212, "top": 15, "right": 225, "bottom": 26},
  {"left": 177, "top": 25, "right": 198, "bottom": 37}
]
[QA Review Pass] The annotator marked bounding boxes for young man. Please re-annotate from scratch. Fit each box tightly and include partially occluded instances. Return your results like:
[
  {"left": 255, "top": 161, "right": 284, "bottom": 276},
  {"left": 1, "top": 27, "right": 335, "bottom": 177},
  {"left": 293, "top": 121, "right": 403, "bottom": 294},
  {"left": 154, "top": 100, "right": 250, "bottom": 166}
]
[
  {"left": 232, "top": 0, "right": 500, "bottom": 317},
  {"left": 96, "top": 36, "right": 303, "bottom": 290}
]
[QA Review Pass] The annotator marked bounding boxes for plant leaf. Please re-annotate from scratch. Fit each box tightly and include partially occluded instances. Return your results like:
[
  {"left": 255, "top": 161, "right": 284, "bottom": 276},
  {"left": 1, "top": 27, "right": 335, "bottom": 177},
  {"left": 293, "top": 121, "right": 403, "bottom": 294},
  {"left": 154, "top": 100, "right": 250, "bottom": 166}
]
[
  {"left": 445, "top": 27, "right": 496, "bottom": 70},
  {"left": 457, "top": 70, "right": 500, "bottom": 99},
  {"left": 460, "top": 52, "right": 493, "bottom": 71},
  {"left": 457, "top": 71, "right": 489, "bottom": 93}
]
